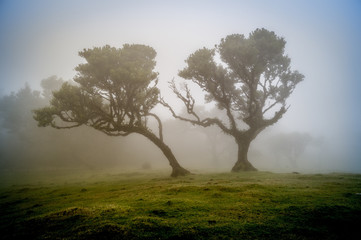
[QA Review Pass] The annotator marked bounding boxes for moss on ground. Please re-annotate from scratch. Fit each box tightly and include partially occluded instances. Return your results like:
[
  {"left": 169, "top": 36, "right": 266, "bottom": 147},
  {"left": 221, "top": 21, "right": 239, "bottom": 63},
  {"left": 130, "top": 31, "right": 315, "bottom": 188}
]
[{"left": 1, "top": 171, "right": 361, "bottom": 239}]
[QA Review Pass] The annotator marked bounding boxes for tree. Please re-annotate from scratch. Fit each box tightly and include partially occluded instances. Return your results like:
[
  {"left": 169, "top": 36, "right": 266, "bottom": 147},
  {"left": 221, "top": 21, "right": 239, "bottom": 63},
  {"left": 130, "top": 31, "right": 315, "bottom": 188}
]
[
  {"left": 0, "top": 83, "right": 42, "bottom": 134},
  {"left": 0, "top": 79, "right": 141, "bottom": 171},
  {"left": 33, "top": 45, "right": 190, "bottom": 177},
  {"left": 40, "top": 75, "right": 64, "bottom": 100},
  {"left": 161, "top": 28, "right": 304, "bottom": 171},
  {"left": 0, "top": 84, "right": 43, "bottom": 169},
  {"left": 267, "top": 132, "right": 318, "bottom": 169}
]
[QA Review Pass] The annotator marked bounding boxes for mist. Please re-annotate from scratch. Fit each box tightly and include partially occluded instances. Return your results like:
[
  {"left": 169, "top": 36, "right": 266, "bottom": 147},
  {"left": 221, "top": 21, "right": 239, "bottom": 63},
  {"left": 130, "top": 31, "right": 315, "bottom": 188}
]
[
  {"left": 0, "top": 0, "right": 360, "bottom": 177},
  {"left": 0, "top": 78, "right": 358, "bottom": 176}
]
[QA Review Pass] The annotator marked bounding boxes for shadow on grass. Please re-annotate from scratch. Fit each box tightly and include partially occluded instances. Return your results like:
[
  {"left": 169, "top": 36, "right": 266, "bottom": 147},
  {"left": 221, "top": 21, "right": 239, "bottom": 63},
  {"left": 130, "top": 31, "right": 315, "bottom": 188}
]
[{"left": 1, "top": 205, "right": 359, "bottom": 239}]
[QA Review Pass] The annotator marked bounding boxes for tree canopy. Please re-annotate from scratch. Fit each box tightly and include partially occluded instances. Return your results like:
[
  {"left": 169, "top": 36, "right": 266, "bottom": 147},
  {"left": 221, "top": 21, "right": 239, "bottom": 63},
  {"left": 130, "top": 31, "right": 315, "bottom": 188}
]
[
  {"left": 162, "top": 28, "right": 304, "bottom": 171},
  {"left": 34, "top": 44, "right": 189, "bottom": 176},
  {"left": 35, "top": 45, "right": 159, "bottom": 132}
]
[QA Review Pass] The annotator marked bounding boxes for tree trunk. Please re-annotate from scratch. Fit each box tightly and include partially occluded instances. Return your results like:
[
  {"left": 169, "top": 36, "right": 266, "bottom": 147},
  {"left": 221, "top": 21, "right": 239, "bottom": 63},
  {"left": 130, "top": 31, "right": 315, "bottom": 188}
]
[
  {"left": 138, "top": 129, "right": 190, "bottom": 177},
  {"left": 231, "top": 139, "right": 257, "bottom": 172},
  {"left": 160, "top": 142, "right": 190, "bottom": 177}
]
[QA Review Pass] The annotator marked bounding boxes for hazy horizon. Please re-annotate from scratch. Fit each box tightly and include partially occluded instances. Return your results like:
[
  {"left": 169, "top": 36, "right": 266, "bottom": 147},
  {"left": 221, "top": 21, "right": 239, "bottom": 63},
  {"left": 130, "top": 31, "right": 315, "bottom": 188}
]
[{"left": 0, "top": 0, "right": 360, "bottom": 174}]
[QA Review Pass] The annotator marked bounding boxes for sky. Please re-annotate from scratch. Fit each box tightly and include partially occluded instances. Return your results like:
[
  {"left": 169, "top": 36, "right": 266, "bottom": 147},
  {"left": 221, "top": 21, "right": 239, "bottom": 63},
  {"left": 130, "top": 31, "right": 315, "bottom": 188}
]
[{"left": 0, "top": 0, "right": 360, "bottom": 171}]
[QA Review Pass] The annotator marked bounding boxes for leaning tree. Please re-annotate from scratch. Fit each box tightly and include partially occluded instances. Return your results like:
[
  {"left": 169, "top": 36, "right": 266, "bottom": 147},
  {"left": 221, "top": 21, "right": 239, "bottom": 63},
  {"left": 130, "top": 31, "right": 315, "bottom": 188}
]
[
  {"left": 161, "top": 28, "right": 304, "bottom": 171},
  {"left": 33, "top": 44, "right": 190, "bottom": 177}
]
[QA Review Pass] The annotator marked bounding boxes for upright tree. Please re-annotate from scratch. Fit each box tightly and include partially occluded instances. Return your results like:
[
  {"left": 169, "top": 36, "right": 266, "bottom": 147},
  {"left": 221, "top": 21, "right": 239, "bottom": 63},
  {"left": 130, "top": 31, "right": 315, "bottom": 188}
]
[
  {"left": 33, "top": 44, "right": 190, "bottom": 177},
  {"left": 162, "top": 28, "right": 304, "bottom": 171}
]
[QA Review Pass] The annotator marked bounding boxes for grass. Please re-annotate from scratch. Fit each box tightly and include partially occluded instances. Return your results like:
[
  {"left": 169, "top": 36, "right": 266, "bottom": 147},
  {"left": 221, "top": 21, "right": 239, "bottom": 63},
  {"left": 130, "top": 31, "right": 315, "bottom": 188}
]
[{"left": 1, "top": 170, "right": 361, "bottom": 239}]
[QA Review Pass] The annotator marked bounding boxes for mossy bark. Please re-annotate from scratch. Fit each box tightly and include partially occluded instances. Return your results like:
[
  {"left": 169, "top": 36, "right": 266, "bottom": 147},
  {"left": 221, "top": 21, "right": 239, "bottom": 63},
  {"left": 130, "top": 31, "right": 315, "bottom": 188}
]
[
  {"left": 138, "top": 129, "right": 190, "bottom": 177},
  {"left": 231, "top": 140, "right": 257, "bottom": 172}
]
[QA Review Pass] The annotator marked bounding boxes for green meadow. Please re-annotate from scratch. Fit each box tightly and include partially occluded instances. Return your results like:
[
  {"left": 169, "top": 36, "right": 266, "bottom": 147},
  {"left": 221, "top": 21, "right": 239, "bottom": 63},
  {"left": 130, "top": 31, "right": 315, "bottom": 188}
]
[{"left": 1, "top": 170, "right": 361, "bottom": 239}]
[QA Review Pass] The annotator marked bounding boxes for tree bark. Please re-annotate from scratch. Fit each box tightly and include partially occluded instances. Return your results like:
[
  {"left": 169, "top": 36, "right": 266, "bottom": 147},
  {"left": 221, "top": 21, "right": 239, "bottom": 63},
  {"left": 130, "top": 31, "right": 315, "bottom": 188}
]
[
  {"left": 231, "top": 139, "right": 257, "bottom": 172},
  {"left": 138, "top": 129, "right": 190, "bottom": 177}
]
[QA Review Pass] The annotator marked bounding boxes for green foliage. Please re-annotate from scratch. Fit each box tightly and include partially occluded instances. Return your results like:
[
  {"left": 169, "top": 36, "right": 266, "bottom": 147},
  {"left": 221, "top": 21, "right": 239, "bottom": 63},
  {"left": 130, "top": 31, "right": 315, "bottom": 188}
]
[
  {"left": 32, "top": 45, "right": 189, "bottom": 176},
  {"left": 179, "top": 28, "right": 304, "bottom": 124},
  {"left": 167, "top": 28, "right": 305, "bottom": 171},
  {"left": 33, "top": 106, "right": 57, "bottom": 127},
  {"left": 1, "top": 171, "right": 360, "bottom": 239},
  {"left": 33, "top": 44, "right": 160, "bottom": 134}
]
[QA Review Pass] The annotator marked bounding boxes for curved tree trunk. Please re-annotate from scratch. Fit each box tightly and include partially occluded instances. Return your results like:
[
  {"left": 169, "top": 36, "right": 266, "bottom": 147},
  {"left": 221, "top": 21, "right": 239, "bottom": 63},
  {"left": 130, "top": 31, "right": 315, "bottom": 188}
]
[
  {"left": 138, "top": 129, "right": 190, "bottom": 177},
  {"left": 231, "top": 139, "right": 257, "bottom": 172}
]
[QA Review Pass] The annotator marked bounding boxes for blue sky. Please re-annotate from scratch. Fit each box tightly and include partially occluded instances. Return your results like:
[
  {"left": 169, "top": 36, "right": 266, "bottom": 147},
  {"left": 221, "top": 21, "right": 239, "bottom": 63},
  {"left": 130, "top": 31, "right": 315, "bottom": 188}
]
[{"left": 0, "top": 0, "right": 360, "bottom": 170}]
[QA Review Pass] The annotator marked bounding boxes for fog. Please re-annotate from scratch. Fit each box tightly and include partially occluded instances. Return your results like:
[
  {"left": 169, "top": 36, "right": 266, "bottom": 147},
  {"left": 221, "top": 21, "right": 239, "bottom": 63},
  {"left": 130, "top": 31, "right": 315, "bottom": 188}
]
[{"left": 0, "top": 0, "right": 360, "bottom": 175}]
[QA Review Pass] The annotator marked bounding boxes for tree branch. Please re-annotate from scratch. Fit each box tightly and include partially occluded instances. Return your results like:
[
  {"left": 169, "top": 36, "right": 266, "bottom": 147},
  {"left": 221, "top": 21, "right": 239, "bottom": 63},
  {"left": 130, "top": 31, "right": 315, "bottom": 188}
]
[
  {"left": 169, "top": 80, "right": 200, "bottom": 122},
  {"left": 263, "top": 105, "right": 288, "bottom": 127},
  {"left": 50, "top": 122, "right": 83, "bottom": 129},
  {"left": 160, "top": 98, "right": 232, "bottom": 135},
  {"left": 262, "top": 99, "right": 282, "bottom": 114},
  {"left": 147, "top": 113, "right": 163, "bottom": 141}
]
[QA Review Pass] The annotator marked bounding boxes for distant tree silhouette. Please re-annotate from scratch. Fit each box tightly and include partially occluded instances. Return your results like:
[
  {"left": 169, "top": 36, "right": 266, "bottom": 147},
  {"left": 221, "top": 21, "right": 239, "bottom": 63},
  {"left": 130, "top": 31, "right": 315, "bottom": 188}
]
[
  {"left": 34, "top": 45, "right": 189, "bottom": 177},
  {"left": 40, "top": 75, "right": 64, "bottom": 100},
  {"left": 162, "top": 28, "right": 304, "bottom": 171},
  {"left": 0, "top": 83, "right": 42, "bottom": 134},
  {"left": 0, "top": 82, "right": 46, "bottom": 168},
  {"left": 268, "top": 132, "right": 321, "bottom": 169}
]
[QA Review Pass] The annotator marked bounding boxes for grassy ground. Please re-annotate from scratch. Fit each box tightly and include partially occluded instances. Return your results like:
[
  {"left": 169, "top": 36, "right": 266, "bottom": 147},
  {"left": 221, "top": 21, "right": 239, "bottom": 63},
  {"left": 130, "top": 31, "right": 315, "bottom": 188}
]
[{"left": 1, "top": 170, "right": 361, "bottom": 239}]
